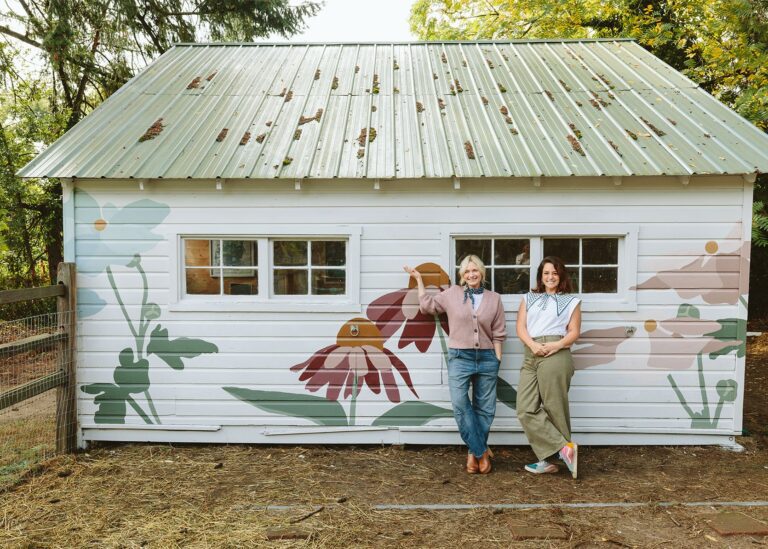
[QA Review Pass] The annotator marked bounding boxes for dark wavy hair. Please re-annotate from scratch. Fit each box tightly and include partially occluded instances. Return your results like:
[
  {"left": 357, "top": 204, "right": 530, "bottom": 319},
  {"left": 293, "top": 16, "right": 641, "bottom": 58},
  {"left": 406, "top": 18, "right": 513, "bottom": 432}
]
[{"left": 533, "top": 256, "right": 573, "bottom": 294}]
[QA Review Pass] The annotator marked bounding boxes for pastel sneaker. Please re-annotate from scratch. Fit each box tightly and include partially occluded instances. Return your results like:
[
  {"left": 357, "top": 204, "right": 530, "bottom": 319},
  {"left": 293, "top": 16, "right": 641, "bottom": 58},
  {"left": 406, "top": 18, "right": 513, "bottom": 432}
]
[
  {"left": 524, "top": 460, "right": 559, "bottom": 474},
  {"left": 558, "top": 442, "right": 578, "bottom": 479}
]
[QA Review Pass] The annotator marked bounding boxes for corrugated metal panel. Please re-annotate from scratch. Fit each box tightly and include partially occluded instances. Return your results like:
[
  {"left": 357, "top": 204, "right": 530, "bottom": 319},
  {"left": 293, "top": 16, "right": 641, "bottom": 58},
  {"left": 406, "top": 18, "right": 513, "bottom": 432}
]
[{"left": 18, "top": 40, "right": 768, "bottom": 179}]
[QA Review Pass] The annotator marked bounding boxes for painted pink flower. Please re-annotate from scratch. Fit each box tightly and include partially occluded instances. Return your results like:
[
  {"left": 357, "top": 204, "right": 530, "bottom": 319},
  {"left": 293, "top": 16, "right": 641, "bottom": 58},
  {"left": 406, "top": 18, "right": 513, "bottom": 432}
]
[
  {"left": 634, "top": 241, "right": 749, "bottom": 305},
  {"left": 290, "top": 318, "right": 418, "bottom": 403},
  {"left": 643, "top": 311, "right": 740, "bottom": 370},
  {"left": 366, "top": 262, "right": 450, "bottom": 352},
  {"left": 572, "top": 326, "right": 634, "bottom": 369}
]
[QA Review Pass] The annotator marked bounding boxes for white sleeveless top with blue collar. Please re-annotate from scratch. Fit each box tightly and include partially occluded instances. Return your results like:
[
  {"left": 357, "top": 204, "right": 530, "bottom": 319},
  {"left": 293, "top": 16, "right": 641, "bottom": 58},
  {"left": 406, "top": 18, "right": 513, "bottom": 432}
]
[{"left": 522, "top": 292, "right": 581, "bottom": 338}]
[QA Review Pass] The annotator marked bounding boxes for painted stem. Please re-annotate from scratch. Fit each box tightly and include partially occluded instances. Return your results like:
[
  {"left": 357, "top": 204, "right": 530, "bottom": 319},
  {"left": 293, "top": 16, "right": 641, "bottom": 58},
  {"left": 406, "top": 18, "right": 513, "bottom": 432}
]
[
  {"left": 107, "top": 266, "right": 138, "bottom": 339},
  {"left": 144, "top": 390, "right": 161, "bottom": 424},
  {"left": 126, "top": 395, "right": 153, "bottom": 424},
  {"left": 435, "top": 316, "right": 449, "bottom": 370},
  {"left": 696, "top": 353, "right": 711, "bottom": 420},
  {"left": 136, "top": 262, "right": 150, "bottom": 359},
  {"left": 667, "top": 373, "right": 697, "bottom": 420},
  {"left": 349, "top": 375, "right": 358, "bottom": 427}
]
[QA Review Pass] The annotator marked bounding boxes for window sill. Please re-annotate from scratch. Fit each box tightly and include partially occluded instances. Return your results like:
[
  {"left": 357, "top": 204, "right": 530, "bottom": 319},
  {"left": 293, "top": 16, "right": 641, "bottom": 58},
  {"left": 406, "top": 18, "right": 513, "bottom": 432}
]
[{"left": 169, "top": 299, "right": 362, "bottom": 313}]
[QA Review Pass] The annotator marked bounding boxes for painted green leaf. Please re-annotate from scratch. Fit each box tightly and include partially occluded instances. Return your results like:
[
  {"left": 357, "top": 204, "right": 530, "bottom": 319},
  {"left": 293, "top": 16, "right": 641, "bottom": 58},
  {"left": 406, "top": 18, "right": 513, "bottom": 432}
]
[
  {"left": 716, "top": 379, "right": 738, "bottom": 402},
  {"left": 705, "top": 318, "right": 747, "bottom": 358},
  {"left": 113, "top": 347, "right": 150, "bottom": 392},
  {"left": 147, "top": 325, "right": 219, "bottom": 370},
  {"left": 142, "top": 302, "right": 161, "bottom": 320},
  {"left": 497, "top": 376, "right": 517, "bottom": 410},
  {"left": 676, "top": 303, "right": 700, "bottom": 319},
  {"left": 372, "top": 401, "right": 453, "bottom": 426},
  {"left": 81, "top": 383, "right": 128, "bottom": 424},
  {"left": 224, "top": 387, "right": 348, "bottom": 426}
]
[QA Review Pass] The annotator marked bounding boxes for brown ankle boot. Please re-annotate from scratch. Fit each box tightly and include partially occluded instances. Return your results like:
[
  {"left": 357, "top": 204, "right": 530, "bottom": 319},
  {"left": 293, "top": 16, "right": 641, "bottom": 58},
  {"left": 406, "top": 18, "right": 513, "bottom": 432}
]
[
  {"left": 478, "top": 450, "right": 492, "bottom": 474},
  {"left": 466, "top": 452, "right": 479, "bottom": 474}
]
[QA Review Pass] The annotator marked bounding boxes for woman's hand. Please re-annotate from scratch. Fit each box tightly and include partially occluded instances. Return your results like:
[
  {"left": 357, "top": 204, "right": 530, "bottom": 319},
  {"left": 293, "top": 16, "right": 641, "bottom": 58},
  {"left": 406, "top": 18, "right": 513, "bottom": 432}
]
[
  {"left": 540, "top": 341, "right": 562, "bottom": 357},
  {"left": 403, "top": 265, "right": 422, "bottom": 281}
]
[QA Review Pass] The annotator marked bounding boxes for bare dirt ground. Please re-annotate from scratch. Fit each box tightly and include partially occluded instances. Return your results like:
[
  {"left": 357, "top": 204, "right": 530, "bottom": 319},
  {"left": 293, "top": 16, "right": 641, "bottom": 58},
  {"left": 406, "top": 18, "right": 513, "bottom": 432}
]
[{"left": 2, "top": 335, "right": 768, "bottom": 547}]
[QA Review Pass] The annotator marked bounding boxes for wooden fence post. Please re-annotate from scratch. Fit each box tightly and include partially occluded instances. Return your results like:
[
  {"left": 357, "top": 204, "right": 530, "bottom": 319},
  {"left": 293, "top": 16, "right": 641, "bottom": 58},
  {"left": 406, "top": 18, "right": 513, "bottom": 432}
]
[{"left": 56, "top": 262, "right": 77, "bottom": 453}]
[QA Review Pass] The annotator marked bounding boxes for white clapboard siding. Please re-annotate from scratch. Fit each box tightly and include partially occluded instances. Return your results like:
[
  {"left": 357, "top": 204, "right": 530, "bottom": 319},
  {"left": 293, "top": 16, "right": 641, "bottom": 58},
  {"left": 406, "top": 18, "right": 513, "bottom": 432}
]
[{"left": 71, "top": 175, "right": 750, "bottom": 445}]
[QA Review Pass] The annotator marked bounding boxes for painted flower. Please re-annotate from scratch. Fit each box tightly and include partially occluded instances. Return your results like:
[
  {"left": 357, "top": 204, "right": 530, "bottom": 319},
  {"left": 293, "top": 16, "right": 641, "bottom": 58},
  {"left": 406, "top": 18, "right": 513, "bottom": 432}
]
[
  {"left": 572, "top": 326, "right": 634, "bottom": 369},
  {"left": 366, "top": 262, "right": 450, "bottom": 352},
  {"left": 634, "top": 240, "right": 749, "bottom": 305},
  {"left": 643, "top": 304, "right": 741, "bottom": 370},
  {"left": 290, "top": 318, "right": 418, "bottom": 403},
  {"left": 75, "top": 189, "right": 170, "bottom": 274},
  {"left": 75, "top": 189, "right": 170, "bottom": 317}
]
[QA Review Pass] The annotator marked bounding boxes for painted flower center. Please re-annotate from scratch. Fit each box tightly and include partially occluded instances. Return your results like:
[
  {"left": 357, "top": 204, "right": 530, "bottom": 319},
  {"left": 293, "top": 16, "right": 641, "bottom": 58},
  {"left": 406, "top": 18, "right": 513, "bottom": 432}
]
[
  {"left": 644, "top": 319, "right": 657, "bottom": 333},
  {"left": 408, "top": 262, "right": 451, "bottom": 289},
  {"left": 94, "top": 218, "right": 108, "bottom": 231},
  {"left": 336, "top": 317, "right": 383, "bottom": 349},
  {"left": 705, "top": 241, "right": 718, "bottom": 254}
]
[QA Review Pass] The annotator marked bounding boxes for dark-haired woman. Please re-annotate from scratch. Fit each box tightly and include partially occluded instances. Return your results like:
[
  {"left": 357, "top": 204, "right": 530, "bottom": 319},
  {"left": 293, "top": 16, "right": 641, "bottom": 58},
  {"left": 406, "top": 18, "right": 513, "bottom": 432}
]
[{"left": 516, "top": 256, "right": 581, "bottom": 478}]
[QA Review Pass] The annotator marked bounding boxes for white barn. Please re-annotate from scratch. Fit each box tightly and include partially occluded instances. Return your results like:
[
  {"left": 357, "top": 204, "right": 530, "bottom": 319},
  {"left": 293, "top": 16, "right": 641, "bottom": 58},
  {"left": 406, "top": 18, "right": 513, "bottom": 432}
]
[{"left": 19, "top": 40, "right": 768, "bottom": 449}]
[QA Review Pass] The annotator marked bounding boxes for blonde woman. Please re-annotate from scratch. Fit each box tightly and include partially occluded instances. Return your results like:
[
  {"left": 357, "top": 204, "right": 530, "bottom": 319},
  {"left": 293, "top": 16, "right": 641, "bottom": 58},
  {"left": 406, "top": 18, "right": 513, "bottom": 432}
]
[
  {"left": 516, "top": 256, "right": 581, "bottom": 478},
  {"left": 404, "top": 255, "right": 506, "bottom": 474}
]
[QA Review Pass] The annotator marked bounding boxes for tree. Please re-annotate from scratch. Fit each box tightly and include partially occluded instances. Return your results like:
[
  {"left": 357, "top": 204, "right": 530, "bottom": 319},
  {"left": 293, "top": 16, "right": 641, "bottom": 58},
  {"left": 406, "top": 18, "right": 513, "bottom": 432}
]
[{"left": 0, "top": 0, "right": 321, "bottom": 286}]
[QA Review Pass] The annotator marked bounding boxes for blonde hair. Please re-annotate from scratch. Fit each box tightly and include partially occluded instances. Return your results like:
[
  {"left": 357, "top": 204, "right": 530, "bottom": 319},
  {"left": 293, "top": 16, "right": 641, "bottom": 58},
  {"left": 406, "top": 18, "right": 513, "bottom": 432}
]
[{"left": 458, "top": 254, "right": 486, "bottom": 286}]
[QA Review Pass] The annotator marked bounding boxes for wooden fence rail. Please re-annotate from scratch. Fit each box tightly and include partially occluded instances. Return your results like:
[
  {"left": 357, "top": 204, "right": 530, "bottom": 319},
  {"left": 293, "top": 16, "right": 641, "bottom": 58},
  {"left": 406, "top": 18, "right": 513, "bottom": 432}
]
[{"left": 0, "top": 263, "right": 77, "bottom": 454}]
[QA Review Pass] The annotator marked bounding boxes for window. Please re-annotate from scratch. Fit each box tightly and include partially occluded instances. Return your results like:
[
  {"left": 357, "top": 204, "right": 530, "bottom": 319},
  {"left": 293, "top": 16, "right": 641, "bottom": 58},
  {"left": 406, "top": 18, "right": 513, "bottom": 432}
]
[
  {"left": 454, "top": 238, "right": 530, "bottom": 294},
  {"left": 184, "top": 239, "right": 258, "bottom": 296},
  {"left": 543, "top": 238, "right": 618, "bottom": 293},
  {"left": 453, "top": 235, "right": 625, "bottom": 297},
  {"left": 273, "top": 240, "right": 346, "bottom": 296},
  {"left": 179, "top": 236, "right": 351, "bottom": 303}
]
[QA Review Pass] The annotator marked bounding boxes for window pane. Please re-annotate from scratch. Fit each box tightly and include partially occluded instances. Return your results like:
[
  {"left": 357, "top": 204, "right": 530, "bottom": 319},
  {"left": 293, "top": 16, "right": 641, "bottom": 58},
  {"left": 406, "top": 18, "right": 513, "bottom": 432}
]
[
  {"left": 311, "top": 241, "right": 345, "bottom": 266},
  {"left": 223, "top": 273, "right": 258, "bottom": 295},
  {"left": 312, "top": 269, "right": 346, "bottom": 295},
  {"left": 185, "top": 239, "right": 216, "bottom": 267},
  {"left": 222, "top": 240, "right": 257, "bottom": 267},
  {"left": 455, "top": 239, "right": 491, "bottom": 266},
  {"left": 583, "top": 238, "right": 618, "bottom": 265},
  {"left": 186, "top": 268, "right": 220, "bottom": 294},
  {"left": 568, "top": 271, "right": 580, "bottom": 293},
  {"left": 543, "top": 238, "right": 579, "bottom": 264},
  {"left": 274, "top": 241, "right": 307, "bottom": 266},
  {"left": 495, "top": 239, "right": 530, "bottom": 265},
  {"left": 274, "top": 269, "right": 308, "bottom": 294},
  {"left": 583, "top": 267, "right": 618, "bottom": 293},
  {"left": 495, "top": 268, "right": 529, "bottom": 294}
]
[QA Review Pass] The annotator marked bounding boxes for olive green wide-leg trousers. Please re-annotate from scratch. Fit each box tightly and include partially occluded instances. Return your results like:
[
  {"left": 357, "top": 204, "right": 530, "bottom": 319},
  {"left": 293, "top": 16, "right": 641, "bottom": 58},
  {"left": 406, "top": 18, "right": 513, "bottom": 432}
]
[{"left": 517, "top": 336, "right": 575, "bottom": 460}]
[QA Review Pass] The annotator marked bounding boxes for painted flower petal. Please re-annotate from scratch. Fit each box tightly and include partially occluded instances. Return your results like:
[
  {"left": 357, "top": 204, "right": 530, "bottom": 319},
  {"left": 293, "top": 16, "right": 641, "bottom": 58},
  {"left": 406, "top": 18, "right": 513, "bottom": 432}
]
[
  {"left": 324, "top": 346, "right": 351, "bottom": 369},
  {"left": 363, "top": 352, "right": 382, "bottom": 394},
  {"left": 380, "top": 368, "right": 401, "bottom": 403},
  {"left": 366, "top": 290, "right": 408, "bottom": 338},
  {"left": 399, "top": 312, "right": 437, "bottom": 353},
  {"left": 402, "top": 287, "right": 422, "bottom": 320},
  {"left": 384, "top": 348, "right": 418, "bottom": 398},
  {"left": 348, "top": 348, "right": 368, "bottom": 376}
]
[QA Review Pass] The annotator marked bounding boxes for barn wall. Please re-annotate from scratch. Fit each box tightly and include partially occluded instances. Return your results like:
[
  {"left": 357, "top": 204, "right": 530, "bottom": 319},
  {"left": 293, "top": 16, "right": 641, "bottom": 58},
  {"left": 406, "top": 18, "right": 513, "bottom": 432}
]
[{"left": 70, "top": 176, "right": 750, "bottom": 446}]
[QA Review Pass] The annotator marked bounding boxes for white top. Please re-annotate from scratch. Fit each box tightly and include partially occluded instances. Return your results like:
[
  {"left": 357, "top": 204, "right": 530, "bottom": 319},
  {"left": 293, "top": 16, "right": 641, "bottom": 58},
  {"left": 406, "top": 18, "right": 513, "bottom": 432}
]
[
  {"left": 471, "top": 292, "right": 484, "bottom": 311},
  {"left": 522, "top": 292, "right": 581, "bottom": 338}
]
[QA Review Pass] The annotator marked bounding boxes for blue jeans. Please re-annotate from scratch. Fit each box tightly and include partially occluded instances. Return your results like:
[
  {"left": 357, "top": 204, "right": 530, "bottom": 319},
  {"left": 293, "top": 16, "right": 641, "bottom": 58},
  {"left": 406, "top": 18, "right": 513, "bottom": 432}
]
[{"left": 447, "top": 348, "right": 500, "bottom": 458}]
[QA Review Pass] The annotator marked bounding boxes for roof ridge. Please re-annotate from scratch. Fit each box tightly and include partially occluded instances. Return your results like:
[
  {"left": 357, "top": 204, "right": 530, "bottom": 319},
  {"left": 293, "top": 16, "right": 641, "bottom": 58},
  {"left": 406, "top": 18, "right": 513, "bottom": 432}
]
[{"left": 173, "top": 38, "right": 638, "bottom": 47}]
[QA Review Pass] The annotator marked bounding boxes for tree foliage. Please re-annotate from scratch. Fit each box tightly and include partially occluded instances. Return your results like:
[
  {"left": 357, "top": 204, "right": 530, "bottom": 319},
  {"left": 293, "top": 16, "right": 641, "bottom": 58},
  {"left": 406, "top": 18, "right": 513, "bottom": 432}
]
[
  {"left": 0, "top": 0, "right": 321, "bottom": 287},
  {"left": 410, "top": 0, "right": 768, "bottom": 129}
]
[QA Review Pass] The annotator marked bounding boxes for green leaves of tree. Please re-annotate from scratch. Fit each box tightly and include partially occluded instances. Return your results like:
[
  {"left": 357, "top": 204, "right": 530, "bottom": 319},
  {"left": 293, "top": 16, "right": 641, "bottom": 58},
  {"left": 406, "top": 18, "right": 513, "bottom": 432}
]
[{"left": 147, "top": 325, "right": 219, "bottom": 370}]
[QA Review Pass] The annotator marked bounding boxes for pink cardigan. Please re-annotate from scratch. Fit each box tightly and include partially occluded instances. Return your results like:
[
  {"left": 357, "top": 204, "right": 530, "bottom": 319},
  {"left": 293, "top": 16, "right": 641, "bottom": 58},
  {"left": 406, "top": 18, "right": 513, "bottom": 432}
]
[{"left": 419, "top": 285, "right": 507, "bottom": 349}]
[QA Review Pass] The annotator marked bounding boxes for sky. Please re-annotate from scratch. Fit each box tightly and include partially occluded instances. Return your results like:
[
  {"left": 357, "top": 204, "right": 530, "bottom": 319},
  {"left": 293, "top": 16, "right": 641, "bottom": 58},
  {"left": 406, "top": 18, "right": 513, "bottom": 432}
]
[{"left": 272, "top": 0, "right": 417, "bottom": 42}]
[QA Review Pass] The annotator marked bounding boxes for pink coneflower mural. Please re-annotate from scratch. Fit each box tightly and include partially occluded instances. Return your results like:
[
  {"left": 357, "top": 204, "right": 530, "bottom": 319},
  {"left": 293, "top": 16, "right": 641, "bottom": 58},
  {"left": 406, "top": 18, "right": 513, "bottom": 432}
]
[
  {"left": 291, "top": 318, "right": 418, "bottom": 412},
  {"left": 367, "top": 262, "right": 450, "bottom": 353},
  {"left": 572, "top": 326, "right": 635, "bottom": 370}
]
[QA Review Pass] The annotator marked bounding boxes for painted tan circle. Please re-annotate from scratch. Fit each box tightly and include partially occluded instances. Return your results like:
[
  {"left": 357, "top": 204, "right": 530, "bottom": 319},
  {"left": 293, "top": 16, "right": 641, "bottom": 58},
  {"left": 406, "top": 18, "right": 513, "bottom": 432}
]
[
  {"left": 705, "top": 241, "right": 718, "bottom": 254},
  {"left": 93, "top": 219, "right": 108, "bottom": 231},
  {"left": 644, "top": 319, "right": 657, "bottom": 333},
  {"left": 336, "top": 317, "right": 384, "bottom": 349}
]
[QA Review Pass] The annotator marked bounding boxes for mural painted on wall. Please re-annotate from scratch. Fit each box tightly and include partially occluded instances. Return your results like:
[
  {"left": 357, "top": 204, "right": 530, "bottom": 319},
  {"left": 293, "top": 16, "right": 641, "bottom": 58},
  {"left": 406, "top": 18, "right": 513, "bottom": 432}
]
[
  {"left": 75, "top": 191, "right": 219, "bottom": 424},
  {"left": 632, "top": 239, "right": 746, "bottom": 429},
  {"left": 74, "top": 189, "right": 171, "bottom": 318},
  {"left": 81, "top": 253, "right": 219, "bottom": 424},
  {"left": 225, "top": 263, "right": 517, "bottom": 427}
]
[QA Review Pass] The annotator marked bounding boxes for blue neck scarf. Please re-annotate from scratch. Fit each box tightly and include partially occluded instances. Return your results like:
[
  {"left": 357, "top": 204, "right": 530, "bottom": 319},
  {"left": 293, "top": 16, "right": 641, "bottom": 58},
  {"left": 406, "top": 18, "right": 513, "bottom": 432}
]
[{"left": 463, "top": 286, "right": 484, "bottom": 306}]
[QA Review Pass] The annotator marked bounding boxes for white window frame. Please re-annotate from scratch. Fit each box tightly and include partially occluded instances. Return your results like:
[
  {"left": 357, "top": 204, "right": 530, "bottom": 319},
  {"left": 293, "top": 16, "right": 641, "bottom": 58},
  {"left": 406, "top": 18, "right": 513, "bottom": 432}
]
[
  {"left": 442, "top": 224, "right": 638, "bottom": 312},
  {"left": 168, "top": 225, "right": 361, "bottom": 312}
]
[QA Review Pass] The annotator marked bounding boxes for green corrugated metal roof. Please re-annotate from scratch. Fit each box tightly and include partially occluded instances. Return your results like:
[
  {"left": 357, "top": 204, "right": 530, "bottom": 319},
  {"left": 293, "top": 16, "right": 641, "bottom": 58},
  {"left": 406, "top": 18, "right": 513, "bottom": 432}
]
[{"left": 18, "top": 40, "right": 768, "bottom": 180}]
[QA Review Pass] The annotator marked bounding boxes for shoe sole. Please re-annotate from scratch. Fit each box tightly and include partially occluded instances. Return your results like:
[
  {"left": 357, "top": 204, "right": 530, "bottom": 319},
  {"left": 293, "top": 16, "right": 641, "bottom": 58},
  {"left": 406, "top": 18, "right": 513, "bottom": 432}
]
[{"left": 524, "top": 465, "right": 559, "bottom": 474}]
